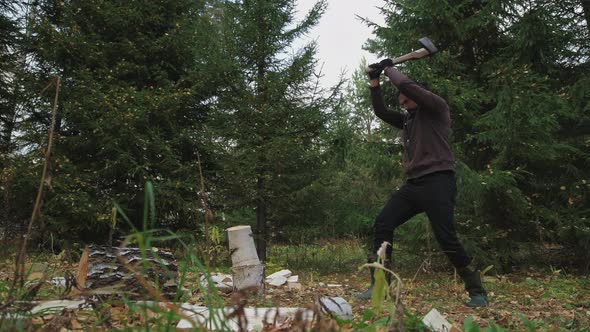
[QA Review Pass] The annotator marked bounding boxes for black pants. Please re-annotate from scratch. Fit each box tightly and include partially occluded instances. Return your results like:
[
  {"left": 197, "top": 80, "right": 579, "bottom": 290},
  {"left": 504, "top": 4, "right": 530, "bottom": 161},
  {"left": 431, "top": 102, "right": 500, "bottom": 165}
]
[{"left": 372, "top": 170, "right": 471, "bottom": 269}]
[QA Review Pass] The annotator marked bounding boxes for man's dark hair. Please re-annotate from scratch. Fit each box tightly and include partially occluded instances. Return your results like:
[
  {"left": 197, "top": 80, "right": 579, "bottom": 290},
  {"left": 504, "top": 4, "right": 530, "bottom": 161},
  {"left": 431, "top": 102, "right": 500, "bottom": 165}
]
[{"left": 395, "top": 80, "right": 431, "bottom": 99}]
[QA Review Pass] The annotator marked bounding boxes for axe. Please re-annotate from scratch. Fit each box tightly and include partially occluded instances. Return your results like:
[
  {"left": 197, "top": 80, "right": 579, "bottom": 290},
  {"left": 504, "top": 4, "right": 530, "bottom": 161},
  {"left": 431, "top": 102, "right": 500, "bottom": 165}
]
[{"left": 390, "top": 37, "right": 438, "bottom": 65}]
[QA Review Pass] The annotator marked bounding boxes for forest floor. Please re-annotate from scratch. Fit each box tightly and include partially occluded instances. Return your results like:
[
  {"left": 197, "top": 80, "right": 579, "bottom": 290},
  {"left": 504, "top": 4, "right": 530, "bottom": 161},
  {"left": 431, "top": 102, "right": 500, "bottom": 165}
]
[
  {"left": 246, "top": 268, "right": 590, "bottom": 331},
  {"left": 0, "top": 242, "right": 589, "bottom": 331}
]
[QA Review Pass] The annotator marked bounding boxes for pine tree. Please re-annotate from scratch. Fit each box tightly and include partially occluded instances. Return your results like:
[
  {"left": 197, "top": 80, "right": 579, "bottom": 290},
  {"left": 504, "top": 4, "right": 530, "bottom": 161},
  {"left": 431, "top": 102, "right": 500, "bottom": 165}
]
[
  {"left": 315, "top": 63, "right": 404, "bottom": 238},
  {"left": 0, "top": 0, "right": 21, "bottom": 158},
  {"left": 214, "top": 0, "right": 332, "bottom": 261},
  {"left": 0, "top": 1, "right": 32, "bottom": 238},
  {"left": 365, "top": 0, "right": 590, "bottom": 267},
  {"left": 15, "top": 0, "right": 227, "bottom": 243}
]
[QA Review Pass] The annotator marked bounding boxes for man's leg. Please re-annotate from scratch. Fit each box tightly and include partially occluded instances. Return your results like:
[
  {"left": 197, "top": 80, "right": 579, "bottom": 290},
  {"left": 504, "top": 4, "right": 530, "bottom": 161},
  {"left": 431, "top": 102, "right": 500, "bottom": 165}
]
[
  {"left": 420, "top": 172, "right": 487, "bottom": 307},
  {"left": 357, "top": 183, "right": 420, "bottom": 299},
  {"left": 373, "top": 183, "right": 421, "bottom": 257}
]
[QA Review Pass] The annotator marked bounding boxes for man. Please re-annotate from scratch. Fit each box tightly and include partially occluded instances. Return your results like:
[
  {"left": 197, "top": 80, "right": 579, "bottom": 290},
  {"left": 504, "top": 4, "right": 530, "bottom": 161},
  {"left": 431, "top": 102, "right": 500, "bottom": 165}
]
[{"left": 356, "top": 59, "right": 488, "bottom": 308}]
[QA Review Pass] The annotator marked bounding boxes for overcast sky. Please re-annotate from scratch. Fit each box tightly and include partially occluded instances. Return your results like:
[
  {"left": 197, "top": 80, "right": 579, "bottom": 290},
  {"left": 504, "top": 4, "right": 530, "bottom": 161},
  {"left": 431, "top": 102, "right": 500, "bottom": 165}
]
[{"left": 294, "top": 0, "right": 386, "bottom": 88}]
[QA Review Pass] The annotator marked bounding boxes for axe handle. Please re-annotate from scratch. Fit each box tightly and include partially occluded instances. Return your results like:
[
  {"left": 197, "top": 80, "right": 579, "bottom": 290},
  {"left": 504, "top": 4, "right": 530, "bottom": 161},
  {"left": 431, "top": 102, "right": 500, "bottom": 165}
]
[{"left": 391, "top": 48, "right": 431, "bottom": 65}]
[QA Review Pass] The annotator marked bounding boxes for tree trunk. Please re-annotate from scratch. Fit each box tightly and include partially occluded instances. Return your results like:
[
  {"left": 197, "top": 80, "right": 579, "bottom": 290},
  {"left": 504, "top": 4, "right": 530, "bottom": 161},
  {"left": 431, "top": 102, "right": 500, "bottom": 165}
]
[
  {"left": 77, "top": 245, "right": 178, "bottom": 300},
  {"left": 255, "top": 176, "right": 267, "bottom": 262}
]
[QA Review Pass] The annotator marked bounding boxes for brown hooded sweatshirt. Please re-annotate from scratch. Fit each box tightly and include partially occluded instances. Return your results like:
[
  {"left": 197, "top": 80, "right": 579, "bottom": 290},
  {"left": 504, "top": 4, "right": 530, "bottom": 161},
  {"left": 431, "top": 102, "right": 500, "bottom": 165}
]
[{"left": 369, "top": 67, "right": 455, "bottom": 179}]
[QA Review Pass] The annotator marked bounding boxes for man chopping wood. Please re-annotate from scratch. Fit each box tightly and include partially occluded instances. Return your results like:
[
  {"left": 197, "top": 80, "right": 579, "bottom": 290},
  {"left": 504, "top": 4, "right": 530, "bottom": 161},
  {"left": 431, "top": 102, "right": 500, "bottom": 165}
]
[{"left": 356, "top": 59, "right": 488, "bottom": 308}]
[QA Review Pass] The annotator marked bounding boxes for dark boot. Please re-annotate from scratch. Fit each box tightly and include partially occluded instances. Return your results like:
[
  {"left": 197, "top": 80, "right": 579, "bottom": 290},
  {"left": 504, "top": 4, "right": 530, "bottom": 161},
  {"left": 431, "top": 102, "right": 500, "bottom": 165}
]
[
  {"left": 458, "top": 265, "right": 488, "bottom": 307},
  {"left": 356, "top": 266, "right": 376, "bottom": 299},
  {"left": 356, "top": 255, "right": 392, "bottom": 300}
]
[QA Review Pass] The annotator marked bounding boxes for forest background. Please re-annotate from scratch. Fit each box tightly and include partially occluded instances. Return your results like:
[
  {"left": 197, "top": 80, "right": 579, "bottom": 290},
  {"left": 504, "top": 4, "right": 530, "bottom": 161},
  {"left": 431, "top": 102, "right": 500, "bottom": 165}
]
[{"left": 1, "top": 0, "right": 589, "bottom": 274}]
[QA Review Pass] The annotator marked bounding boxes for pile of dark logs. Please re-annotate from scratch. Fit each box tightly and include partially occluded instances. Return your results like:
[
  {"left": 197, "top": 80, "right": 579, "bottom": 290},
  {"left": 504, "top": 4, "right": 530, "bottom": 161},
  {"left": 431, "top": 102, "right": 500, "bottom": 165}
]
[{"left": 76, "top": 245, "right": 178, "bottom": 300}]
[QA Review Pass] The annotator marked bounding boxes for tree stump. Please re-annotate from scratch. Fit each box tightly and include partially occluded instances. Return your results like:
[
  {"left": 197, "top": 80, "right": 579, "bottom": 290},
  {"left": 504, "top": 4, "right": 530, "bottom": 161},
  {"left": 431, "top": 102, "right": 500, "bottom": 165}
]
[
  {"left": 227, "top": 225, "right": 264, "bottom": 294},
  {"left": 77, "top": 245, "right": 178, "bottom": 300}
]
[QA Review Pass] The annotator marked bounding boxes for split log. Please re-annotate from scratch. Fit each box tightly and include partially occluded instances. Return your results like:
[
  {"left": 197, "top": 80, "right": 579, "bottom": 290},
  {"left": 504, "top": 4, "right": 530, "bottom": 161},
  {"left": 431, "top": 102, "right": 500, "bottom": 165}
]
[
  {"left": 76, "top": 245, "right": 178, "bottom": 300},
  {"left": 227, "top": 225, "right": 264, "bottom": 294}
]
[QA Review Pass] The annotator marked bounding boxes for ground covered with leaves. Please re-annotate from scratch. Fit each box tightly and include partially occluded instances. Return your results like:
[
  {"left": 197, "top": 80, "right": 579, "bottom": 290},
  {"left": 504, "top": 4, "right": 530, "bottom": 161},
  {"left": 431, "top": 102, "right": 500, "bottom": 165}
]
[
  {"left": 245, "top": 268, "right": 590, "bottom": 331},
  {"left": 1, "top": 248, "right": 589, "bottom": 331}
]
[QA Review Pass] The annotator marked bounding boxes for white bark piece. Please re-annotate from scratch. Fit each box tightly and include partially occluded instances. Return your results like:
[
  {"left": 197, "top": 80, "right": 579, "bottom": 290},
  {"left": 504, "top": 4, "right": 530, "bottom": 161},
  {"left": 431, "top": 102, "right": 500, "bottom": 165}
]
[
  {"left": 287, "top": 282, "right": 302, "bottom": 291},
  {"left": 287, "top": 275, "right": 298, "bottom": 283},
  {"left": 177, "top": 304, "right": 315, "bottom": 331},
  {"left": 422, "top": 308, "right": 455, "bottom": 332},
  {"left": 268, "top": 276, "right": 287, "bottom": 287},
  {"left": 318, "top": 297, "right": 353, "bottom": 321},
  {"left": 200, "top": 274, "right": 233, "bottom": 293},
  {"left": 50, "top": 277, "right": 67, "bottom": 287},
  {"left": 266, "top": 269, "right": 292, "bottom": 280},
  {"left": 30, "top": 300, "right": 87, "bottom": 315}
]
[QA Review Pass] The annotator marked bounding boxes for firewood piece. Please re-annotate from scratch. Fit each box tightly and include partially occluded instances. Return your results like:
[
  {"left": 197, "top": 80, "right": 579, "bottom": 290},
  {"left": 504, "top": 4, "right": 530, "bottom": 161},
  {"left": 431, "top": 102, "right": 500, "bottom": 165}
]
[{"left": 227, "top": 226, "right": 264, "bottom": 294}]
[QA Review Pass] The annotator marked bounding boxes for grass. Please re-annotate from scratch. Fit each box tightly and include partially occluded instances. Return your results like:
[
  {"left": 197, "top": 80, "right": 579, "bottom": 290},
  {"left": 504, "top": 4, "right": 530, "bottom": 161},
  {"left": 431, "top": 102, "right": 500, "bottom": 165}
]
[
  {"left": 1, "top": 237, "right": 590, "bottom": 331},
  {"left": 265, "top": 238, "right": 590, "bottom": 331},
  {"left": 268, "top": 238, "right": 367, "bottom": 274}
]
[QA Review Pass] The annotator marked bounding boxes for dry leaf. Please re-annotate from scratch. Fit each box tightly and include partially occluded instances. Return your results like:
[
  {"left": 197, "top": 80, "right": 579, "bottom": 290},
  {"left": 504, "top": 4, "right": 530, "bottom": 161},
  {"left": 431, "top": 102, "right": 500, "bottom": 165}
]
[
  {"left": 27, "top": 272, "right": 45, "bottom": 281},
  {"left": 76, "top": 246, "right": 89, "bottom": 290},
  {"left": 70, "top": 318, "right": 83, "bottom": 330}
]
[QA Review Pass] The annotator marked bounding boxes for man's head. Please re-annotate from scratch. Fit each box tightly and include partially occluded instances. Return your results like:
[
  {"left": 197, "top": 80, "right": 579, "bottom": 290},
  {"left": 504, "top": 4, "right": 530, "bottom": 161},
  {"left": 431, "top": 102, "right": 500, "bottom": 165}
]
[
  {"left": 397, "top": 81, "right": 430, "bottom": 111},
  {"left": 398, "top": 93, "right": 418, "bottom": 111}
]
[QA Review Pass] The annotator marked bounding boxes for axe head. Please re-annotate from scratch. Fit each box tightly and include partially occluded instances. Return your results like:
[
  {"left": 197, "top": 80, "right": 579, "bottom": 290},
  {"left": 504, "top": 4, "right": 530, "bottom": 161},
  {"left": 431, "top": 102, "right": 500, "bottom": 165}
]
[{"left": 419, "top": 37, "right": 438, "bottom": 55}]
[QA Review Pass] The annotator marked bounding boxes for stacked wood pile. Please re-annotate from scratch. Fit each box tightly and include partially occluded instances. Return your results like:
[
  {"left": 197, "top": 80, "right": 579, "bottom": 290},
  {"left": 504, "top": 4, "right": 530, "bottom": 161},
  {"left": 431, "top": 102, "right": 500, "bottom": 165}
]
[{"left": 77, "top": 245, "right": 178, "bottom": 300}]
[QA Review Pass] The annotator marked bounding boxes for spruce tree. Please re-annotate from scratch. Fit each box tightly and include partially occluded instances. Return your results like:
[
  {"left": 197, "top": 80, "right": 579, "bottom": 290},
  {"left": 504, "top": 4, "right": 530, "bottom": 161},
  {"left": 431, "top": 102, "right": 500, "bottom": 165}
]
[
  {"left": 17, "top": 0, "right": 226, "bottom": 243},
  {"left": 317, "top": 63, "right": 403, "bottom": 238},
  {"left": 215, "top": 0, "right": 331, "bottom": 261},
  {"left": 365, "top": 0, "right": 590, "bottom": 267},
  {"left": 0, "top": 0, "right": 20, "bottom": 158},
  {"left": 0, "top": 1, "right": 32, "bottom": 238}
]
